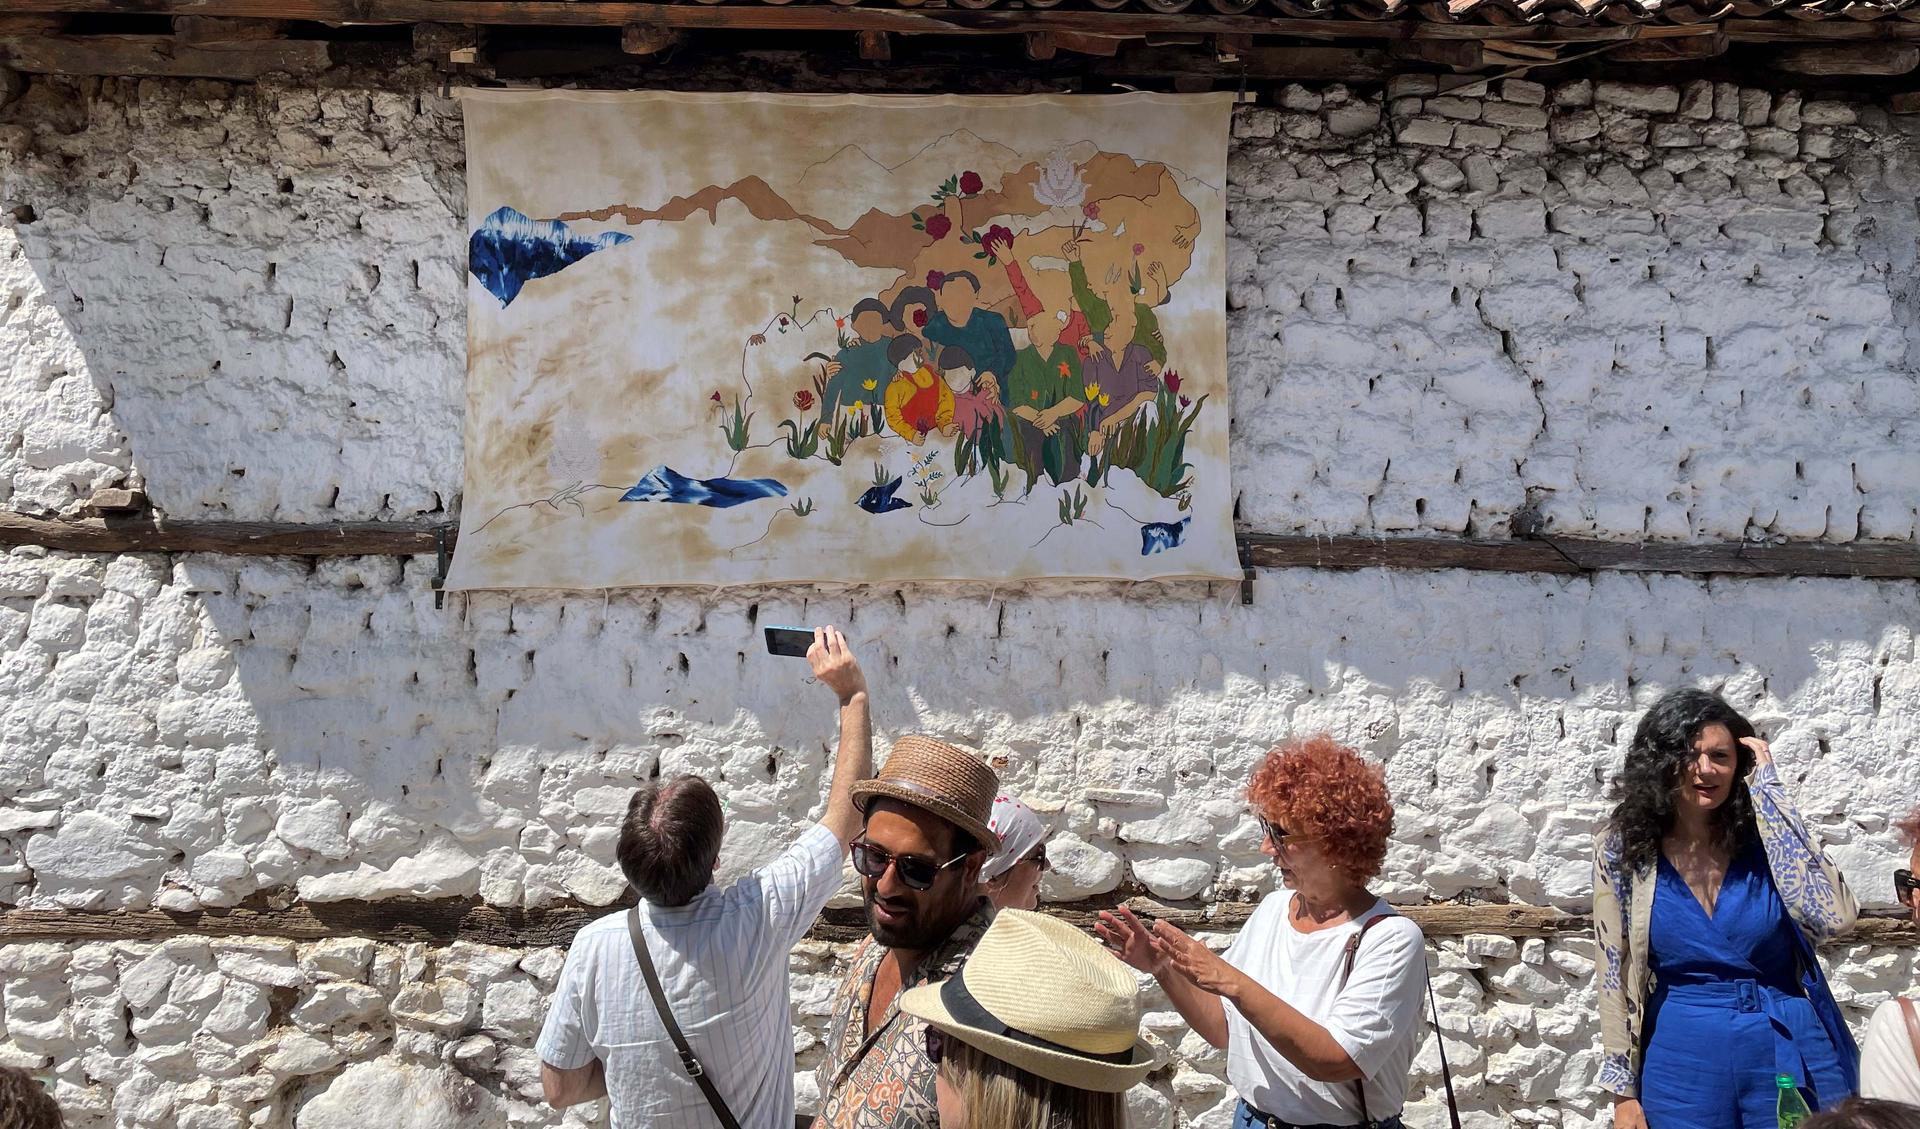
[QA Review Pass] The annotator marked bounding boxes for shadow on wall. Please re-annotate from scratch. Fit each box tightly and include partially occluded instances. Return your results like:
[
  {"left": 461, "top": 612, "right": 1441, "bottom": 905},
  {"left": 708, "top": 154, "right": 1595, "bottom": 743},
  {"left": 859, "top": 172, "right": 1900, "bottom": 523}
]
[{"left": 0, "top": 76, "right": 1917, "bottom": 938}]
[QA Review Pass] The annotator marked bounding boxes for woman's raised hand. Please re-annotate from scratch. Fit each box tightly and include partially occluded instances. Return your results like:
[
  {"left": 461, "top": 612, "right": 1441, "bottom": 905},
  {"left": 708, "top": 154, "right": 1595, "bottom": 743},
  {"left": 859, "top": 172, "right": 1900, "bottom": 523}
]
[
  {"left": 1740, "top": 735, "right": 1773, "bottom": 768},
  {"left": 1095, "top": 907, "right": 1168, "bottom": 976},
  {"left": 1149, "top": 920, "right": 1243, "bottom": 998}
]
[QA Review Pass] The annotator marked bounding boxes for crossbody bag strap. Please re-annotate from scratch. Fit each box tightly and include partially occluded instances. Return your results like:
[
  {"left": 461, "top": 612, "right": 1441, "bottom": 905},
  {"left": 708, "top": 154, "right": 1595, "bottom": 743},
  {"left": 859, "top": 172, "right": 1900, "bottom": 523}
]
[
  {"left": 1337, "top": 913, "right": 1392, "bottom": 1127},
  {"left": 1899, "top": 997, "right": 1920, "bottom": 1074},
  {"left": 1427, "top": 962, "right": 1463, "bottom": 1129},
  {"left": 628, "top": 908, "right": 743, "bottom": 1129}
]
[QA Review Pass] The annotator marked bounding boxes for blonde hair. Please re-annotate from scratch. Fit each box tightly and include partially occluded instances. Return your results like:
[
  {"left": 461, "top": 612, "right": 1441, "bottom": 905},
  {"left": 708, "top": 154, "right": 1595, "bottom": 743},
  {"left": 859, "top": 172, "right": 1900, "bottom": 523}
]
[{"left": 940, "top": 1037, "right": 1126, "bottom": 1129}]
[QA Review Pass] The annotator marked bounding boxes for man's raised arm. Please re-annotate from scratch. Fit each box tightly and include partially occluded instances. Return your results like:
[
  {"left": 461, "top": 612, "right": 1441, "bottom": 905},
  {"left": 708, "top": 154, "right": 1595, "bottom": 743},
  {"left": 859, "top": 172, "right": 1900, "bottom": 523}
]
[{"left": 808, "top": 625, "right": 872, "bottom": 845}]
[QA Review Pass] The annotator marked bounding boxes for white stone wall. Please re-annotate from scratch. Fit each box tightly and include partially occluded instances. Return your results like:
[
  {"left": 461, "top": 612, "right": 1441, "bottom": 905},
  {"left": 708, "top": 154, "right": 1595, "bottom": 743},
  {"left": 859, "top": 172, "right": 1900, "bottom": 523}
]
[{"left": 0, "top": 72, "right": 1917, "bottom": 1129}]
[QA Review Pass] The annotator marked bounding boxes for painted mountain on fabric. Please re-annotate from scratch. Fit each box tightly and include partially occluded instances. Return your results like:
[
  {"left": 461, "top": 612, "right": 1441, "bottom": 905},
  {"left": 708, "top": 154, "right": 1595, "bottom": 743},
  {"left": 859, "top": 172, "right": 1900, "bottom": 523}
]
[{"left": 468, "top": 206, "right": 632, "bottom": 306}]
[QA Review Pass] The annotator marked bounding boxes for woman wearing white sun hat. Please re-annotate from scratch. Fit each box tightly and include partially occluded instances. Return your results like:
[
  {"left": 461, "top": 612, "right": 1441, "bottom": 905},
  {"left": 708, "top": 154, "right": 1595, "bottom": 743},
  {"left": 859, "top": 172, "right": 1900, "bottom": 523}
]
[{"left": 898, "top": 908, "right": 1155, "bottom": 1129}]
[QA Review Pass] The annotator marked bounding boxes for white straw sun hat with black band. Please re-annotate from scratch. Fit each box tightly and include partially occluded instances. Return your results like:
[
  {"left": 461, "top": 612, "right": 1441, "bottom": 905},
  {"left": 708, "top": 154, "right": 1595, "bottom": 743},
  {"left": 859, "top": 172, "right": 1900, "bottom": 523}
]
[{"left": 898, "top": 909, "right": 1156, "bottom": 1093}]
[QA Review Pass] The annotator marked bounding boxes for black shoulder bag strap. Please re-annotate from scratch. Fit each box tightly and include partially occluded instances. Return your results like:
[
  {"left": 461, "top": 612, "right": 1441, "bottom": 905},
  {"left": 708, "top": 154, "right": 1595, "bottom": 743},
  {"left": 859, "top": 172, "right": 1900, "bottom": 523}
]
[
  {"left": 628, "top": 907, "right": 743, "bottom": 1129},
  {"left": 1337, "top": 912, "right": 1462, "bottom": 1129}
]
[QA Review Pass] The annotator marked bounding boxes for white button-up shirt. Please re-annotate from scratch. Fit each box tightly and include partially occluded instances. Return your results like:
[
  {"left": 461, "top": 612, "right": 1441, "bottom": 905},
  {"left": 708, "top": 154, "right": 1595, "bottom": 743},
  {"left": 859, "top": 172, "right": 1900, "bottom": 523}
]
[{"left": 537, "top": 823, "right": 845, "bottom": 1129}]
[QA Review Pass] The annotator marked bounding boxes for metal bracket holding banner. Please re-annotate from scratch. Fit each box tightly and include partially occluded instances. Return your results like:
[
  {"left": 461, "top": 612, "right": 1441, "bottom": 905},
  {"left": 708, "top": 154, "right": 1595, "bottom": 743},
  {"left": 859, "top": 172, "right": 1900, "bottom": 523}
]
[{"left": 432, "top": 527, "right": 451, "bottom": 609}]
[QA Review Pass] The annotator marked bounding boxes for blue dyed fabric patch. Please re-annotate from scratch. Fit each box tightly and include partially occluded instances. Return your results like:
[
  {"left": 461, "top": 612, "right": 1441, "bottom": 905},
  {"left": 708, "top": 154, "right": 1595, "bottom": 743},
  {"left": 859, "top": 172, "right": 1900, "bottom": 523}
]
[
  {"left": 469, "top": 206, "right": 632, "bottom": 306},
  {"left": 857, "top": 477, "right": 912, "bottom": 514},
  {"left": 620, "top": 466, "right": 787, "bottom": 508},
  {"left": 1140, "top": 516, "right": 1191, "bottom": 555}
]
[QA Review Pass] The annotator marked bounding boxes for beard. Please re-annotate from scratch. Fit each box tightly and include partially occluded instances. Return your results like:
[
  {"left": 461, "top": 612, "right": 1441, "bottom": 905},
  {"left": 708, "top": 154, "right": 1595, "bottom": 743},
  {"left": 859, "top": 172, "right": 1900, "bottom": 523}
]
[{"left": 864, "top": 882, "right": 968, "bottom": 950}]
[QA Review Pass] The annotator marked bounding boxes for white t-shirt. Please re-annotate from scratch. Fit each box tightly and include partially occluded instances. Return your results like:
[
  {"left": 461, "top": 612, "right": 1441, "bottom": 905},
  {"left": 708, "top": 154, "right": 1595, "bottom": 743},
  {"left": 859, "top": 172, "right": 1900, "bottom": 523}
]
[
  {"left": 1860, "top": 997, "right": 1920, "bottom": 1106},
  {"left": 536, "top": 823, "right": 845, "bottom": 1129},
  {"left": 1222, "top": 890, "right": 1427, "bottom": 1124}
]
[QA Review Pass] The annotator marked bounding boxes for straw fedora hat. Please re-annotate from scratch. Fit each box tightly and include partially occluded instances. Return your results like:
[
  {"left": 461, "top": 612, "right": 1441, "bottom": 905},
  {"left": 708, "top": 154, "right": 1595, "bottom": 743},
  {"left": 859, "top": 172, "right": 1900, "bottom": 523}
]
[
  {"left": 898, "top": 909, "right": 1155, "bottom": 1093},
  {"left": 851, "top": 735, "right": 1000, "bottom": 852}
]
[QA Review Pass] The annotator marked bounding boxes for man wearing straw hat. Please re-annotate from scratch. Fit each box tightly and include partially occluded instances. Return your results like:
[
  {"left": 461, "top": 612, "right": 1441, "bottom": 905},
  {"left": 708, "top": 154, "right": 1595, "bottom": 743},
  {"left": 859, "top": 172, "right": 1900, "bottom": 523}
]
[{"left": 813, "top": 735, "right": 1003, "bottom": 1129}]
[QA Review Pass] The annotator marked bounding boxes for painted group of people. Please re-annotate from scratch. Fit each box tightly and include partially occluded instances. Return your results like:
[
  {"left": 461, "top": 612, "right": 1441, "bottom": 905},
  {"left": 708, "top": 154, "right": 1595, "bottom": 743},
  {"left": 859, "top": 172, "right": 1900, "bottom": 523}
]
[
  {"left": 806, "top": 235, "right": 1173, "bottom": 490},
  {"left": 518, "top": 629, "right": 1920, "bottom": 1129}
]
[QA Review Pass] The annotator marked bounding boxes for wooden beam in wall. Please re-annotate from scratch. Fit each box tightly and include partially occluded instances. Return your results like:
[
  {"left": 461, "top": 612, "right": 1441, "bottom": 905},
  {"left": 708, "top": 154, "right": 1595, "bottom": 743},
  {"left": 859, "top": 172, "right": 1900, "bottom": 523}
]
[
  {"left": 1773, "top": 43, "right": 1920, "bottom": 75},
  {"left": 0, "top": 33, "right": 331, "bottom": 78},
  {"left": 0, "top": 0, "right": 1770, "bottom": 44},
  {"left": 4, "top": 512, "right": 1919, "bottom": 581},
  {"left": 1, "top": 898, "right": 1911, "bottom": 948},
  {"left": 172, "top": 15, "right": 291, "bottom": 43}
]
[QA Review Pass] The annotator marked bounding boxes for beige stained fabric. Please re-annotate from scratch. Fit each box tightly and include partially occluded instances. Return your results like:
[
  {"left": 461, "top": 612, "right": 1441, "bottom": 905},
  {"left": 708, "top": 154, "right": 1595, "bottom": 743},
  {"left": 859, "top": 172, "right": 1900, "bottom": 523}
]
[{"left": 450, "top": 91, "right": 1236, "bottom": 591}]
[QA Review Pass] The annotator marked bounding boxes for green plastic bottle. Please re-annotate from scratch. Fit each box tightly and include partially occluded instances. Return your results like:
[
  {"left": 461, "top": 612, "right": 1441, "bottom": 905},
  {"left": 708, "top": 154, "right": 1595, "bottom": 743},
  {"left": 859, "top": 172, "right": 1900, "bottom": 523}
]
[{"left": 1776, "top": 1075, "right": 1813, "bottom": 1128}]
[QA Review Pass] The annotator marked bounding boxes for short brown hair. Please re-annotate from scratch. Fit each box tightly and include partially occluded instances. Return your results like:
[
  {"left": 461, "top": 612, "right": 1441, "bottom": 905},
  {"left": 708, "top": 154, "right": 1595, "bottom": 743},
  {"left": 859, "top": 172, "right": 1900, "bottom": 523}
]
[
  {"left": 0, "top": 1068, "right": 64, "bottom": 1129},
  {"left": 616, "top": 776, "right": 724, "bottom": 907},
  {"left": 1247, "top": 735, "right": 1395, "bottom": 882}
]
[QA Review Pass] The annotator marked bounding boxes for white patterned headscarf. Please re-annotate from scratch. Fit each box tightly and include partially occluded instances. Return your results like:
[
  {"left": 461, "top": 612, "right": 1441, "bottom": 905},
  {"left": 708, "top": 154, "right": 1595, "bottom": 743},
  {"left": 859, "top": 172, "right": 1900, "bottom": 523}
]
[{"left": 980, "top": 794, "right": 1047, "bottom": 882}]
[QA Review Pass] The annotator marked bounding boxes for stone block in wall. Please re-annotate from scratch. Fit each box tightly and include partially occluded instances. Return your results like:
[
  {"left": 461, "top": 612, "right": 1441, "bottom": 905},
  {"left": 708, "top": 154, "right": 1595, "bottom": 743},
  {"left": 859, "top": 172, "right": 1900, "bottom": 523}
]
[{"left": 1595, "top": 82, "right": 1681, "bottom": 114}]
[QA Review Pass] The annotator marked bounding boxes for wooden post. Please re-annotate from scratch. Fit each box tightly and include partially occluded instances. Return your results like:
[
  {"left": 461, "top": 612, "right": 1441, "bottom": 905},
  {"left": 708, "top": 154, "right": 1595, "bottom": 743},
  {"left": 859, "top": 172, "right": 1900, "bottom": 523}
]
[
  {"left": 855, "top": 29, "right": 890, "bottom": 60},
  {"left": 1025, "top": 31, "right": 1057, "bottom": 60}
]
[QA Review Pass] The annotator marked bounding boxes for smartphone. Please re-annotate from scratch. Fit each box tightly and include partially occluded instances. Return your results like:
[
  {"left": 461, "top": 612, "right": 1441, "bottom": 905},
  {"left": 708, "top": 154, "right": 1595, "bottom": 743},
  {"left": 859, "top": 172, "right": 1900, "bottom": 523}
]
[{"left": 764, "top": 626, "right": 814, "bottom": 658}]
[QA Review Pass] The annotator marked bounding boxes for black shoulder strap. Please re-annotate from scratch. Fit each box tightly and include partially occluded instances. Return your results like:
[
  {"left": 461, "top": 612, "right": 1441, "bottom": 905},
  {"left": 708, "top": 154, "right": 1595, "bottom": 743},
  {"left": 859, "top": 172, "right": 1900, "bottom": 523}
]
[
  {"left": 1335, "top": 912, "right": 1462, "bottom": 1129},
  {"left": 628, "top": 907, "right": 743, "bottom": 1129},
  {"left": 1337, "top": 913, "right": 1391, "bottom": 1126}
]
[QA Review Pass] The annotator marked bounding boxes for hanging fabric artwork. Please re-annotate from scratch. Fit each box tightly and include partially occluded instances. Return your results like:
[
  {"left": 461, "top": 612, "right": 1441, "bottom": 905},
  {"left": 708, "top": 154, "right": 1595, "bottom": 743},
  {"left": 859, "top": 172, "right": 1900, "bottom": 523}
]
[{"left": 450, "top": 91, "right": 1236, "bottom": 589}]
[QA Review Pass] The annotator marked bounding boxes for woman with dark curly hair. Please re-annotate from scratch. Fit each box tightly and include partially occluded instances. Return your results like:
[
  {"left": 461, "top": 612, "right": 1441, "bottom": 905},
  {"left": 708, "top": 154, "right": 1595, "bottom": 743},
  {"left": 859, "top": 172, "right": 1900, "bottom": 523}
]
[
  {"left": 1593, "top": 688, "right": 1859, "bottom": 1129},
  {"left": 1097, "top": 736, "right": 1427, "bottom": 1129}
]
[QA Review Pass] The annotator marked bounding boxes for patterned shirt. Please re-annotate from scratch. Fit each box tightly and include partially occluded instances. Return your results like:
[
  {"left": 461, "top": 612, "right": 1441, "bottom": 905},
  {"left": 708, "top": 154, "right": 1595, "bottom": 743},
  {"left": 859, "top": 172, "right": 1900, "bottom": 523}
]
[{"left": 814, "top": 900, "right": 996, "bottom": 1129}]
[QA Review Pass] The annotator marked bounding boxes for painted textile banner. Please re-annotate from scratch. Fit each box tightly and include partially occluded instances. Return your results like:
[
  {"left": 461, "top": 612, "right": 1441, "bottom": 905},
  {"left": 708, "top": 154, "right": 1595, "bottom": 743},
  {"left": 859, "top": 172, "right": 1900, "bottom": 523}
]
[{"left": 451, "top": 91, "right": 1235, "bottom": 590}]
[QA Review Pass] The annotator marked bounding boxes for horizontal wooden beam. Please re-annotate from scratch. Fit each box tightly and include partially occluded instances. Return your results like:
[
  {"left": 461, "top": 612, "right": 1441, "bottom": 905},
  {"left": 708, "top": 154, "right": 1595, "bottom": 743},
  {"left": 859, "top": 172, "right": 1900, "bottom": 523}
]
[
  {"left": 0, "top": 0, "right": 1837, "bottom": 44},
  {"left": 0, "top": 896, "right": 1910, "bottom": 948},
  {"left": 4, "top": 512, "right": 1917, "bottom": 581},
  {"left": 0, "top": 33, "right": 330, "bottom": 78},
  {"left": 0, "top": 513, "right": 447, "bottom": 556}
]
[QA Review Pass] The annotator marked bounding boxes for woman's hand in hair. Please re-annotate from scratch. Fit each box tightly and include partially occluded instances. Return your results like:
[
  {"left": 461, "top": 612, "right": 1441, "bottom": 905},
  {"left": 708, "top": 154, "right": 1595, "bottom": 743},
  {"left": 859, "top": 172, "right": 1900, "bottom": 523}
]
[
  {"left": 1148, "top": 920, "right": 1244, "bottom": 999},
  {"left": 1611, "top": 1097, "right": 1649, "bottom": 1129},
  {"left": 1740, "top": 735, "right": 1772, "bottom": 769},
  {"left": 1094, "top": 907, "right": 1168, "bottom": 976}
]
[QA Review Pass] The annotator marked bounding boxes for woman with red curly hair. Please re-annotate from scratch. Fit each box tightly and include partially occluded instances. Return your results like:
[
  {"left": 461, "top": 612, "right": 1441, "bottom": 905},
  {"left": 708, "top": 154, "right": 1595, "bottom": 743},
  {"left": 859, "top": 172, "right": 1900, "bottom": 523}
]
[
  {"left": 1097, "top": 736, "right": 1428, "bottom": 1129},
  {"left": 1858, "top": 803, "right": 1920, "bottom": 1105}
]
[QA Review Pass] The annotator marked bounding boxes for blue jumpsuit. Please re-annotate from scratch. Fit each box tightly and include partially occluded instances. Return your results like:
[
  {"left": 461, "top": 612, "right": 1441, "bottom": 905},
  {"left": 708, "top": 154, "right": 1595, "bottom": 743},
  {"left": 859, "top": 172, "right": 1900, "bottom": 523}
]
[{"left": 1639, "top": 841, "right": 1851, "bottom": 1128}]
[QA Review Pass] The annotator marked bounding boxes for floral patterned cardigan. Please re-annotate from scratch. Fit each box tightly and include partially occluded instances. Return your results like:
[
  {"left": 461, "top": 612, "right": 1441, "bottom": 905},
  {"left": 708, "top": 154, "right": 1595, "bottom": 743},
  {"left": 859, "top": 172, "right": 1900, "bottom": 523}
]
[{"left": 1590, "top": 761, "right": 1861, "bottom": 1100}]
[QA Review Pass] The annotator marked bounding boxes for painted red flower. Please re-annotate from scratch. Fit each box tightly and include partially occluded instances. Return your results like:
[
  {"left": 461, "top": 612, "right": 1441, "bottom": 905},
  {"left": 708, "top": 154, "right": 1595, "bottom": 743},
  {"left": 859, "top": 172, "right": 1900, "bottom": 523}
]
[
  {"left": 794, "top": 389, "right": 814, "bottom": 411},
  {"left": 1082, "top": 202, "right": 1100, "bottom": 221},
  {"left": 926, "top": 269, "right": 946, "bottom": 290},
  {"left": 924, "top": 214, "right": 952, "bottom": 240},
  {"left": 1164, "top": 369, "right": 1181, "bottom": 394},
  {"left": 710, "top": 391, "right": 723, "bottom": 404},
  {"left": 778, "top": 316, "right": 789, "bottom": 327},
  {"left": 1179, "top": 394, "right": 1191, "bottom": 409},
  {"left": 959, "top": 170, "right": 983, "bottom": 196},
  {"left": 912, "top": 309, "right": 929, "bottom": 328},
  {"left": 1133, "top": 242, "right": 1145, "bottom": 256}
]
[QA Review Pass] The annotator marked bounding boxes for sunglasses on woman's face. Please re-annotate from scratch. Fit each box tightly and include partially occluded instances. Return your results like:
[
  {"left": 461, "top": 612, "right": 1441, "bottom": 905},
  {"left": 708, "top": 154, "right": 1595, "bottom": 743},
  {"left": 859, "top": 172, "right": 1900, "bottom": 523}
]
[
  {"left": 1897, "top": 868, "right": 1919, "bottom": 907},
  {"left": 923, "top": 1026, "right": 947, "bottom": 1065},
  {"left": 1025, "top": 845, "right": 1051, "bottom": 873},
  {"left": 851, "top": 839, "right": 970, "bottom": 892},
  {"left": 1257, "top": 815, "right": 1316, "bottom": 852}
]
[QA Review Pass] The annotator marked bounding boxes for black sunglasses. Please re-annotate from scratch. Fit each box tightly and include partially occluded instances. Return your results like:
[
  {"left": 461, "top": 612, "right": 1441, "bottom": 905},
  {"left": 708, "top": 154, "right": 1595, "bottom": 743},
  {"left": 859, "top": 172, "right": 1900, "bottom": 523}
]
[
  {"left": 852, "top": 839, "right": 970, "bottom": 891},
  {"left": 924, "top": 1026, "right": 946, "bottom": 1065},
  {"left": 1027, "top": 845, "right": 1052, "bottom": 873},
  {"left": 1897, "top": 868, "right": 1918, "bottom": 906}
]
